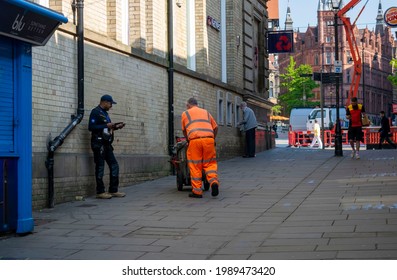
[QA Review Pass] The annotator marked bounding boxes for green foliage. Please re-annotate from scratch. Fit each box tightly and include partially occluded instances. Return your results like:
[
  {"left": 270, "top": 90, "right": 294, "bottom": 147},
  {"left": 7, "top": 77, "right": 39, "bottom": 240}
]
[
  {"left": 388, "top": 58, "right": 397, "bottom": 86},
  {"left": 271, "top": 104, "right": 282, "bottom": 115},
  {"left": 279, "top": 57, "right": 319, "bottom": 114}
]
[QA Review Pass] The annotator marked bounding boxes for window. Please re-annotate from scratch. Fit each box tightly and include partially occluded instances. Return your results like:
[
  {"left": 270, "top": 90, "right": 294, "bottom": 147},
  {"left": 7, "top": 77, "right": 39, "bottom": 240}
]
[
  {"left": 187, "top": 0, "right": 196, "bottom": 70},
  {"left": 346, "top": 69, "right": 351, "bottom": 83},
  {"left": 234, "top": 96, "right": 242, "bottom": 127},
  {"left": 217, "top": 91, "right": 224, "bottom": 125},
  {"left": 36, "top": 0, "right": 49, "bottom": 7},
  {"left": 326, "top": 52, "right": 331, "bottom": 64},
  {"left": 269, "top": 81, "right": 274, "bottom": 97},
  {"left": 121, "top": 0, "right": 129, "bottom": 45},
  {"left": 226, "top": 93, "right": 233, "bottom": 126},
  {"left": 221, "top": 0, "right": 227, "bottom": 82}
]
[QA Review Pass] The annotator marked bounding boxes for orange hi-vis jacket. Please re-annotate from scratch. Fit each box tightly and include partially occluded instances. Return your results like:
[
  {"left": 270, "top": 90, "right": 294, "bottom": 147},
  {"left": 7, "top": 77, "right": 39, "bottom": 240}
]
[
  {"left": 181, "top": 106, "right": 219, "bottom": 195},
  {"left": 181, "top": 106, "right": 217, "bottom": 140}
]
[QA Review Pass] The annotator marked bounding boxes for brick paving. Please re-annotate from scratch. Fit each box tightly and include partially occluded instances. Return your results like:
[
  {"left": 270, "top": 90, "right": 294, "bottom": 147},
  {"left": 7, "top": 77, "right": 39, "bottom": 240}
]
[{"left": 1, "top": 134, "right": 397, "bottom": 260}]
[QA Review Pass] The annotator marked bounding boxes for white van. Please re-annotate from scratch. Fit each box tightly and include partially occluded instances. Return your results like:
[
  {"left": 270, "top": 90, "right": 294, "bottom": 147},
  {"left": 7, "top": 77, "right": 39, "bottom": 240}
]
[
  {"left": 306, "top": 107, "right": 348, "bottom": 131},
  {"left": 289, "top": 108, "right": 313, "bottom": 131}
]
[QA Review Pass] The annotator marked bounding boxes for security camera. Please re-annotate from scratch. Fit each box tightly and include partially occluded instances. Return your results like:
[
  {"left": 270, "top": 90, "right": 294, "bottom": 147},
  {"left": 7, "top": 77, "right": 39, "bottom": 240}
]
[{"left": 176, "top": 0, "right": 182, "bottom": 8}]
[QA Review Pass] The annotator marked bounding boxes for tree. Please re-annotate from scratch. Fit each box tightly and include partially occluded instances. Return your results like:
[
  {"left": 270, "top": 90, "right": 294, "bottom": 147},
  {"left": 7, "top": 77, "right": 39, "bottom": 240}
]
[
  {"left": 271, "top": 104, "right": 282, "bottom": 115},
  {"left": 388, "top": 58, "right": 397, "bottom": 86},
  {"left": 279, "top": 57, "right": 319, "bottom": 114}
]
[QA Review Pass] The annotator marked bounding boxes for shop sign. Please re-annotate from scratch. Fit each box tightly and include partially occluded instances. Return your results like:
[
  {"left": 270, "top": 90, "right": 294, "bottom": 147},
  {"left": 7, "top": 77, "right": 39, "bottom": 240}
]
[
  {"left": 384, "top": 7, "right": 397, "bottom": 27},
  {"left": 0, "top": 1, "right": 62, "bottom": 46}
]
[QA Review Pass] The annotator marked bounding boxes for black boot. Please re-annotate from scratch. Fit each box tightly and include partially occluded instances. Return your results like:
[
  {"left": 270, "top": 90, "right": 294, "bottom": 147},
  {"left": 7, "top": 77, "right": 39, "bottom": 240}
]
[{"left": 189, "top": 193, "right": 203, "bottom": 198}]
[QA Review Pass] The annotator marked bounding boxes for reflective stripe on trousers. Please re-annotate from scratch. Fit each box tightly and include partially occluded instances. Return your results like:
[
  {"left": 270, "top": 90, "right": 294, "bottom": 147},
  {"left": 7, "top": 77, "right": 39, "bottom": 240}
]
[{"left": 187, "top": 137, "right": 218, "bottom": 195}]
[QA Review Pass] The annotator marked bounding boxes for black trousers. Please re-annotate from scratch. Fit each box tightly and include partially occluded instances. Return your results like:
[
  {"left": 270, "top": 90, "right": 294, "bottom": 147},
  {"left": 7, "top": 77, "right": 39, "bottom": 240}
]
[
  {"left": 92, "top": 145, "right": 119, "bottom": 194},
  {"left": 378, "top": 134, "right": 397, "bottom": 149},
  {"left": 245, "top": 128, "right": 256, "bottom": 157}
]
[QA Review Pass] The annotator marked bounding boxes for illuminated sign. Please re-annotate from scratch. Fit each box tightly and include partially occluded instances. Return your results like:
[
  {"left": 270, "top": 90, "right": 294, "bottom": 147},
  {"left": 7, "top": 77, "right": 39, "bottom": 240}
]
[
  {"left": 384, "top": 7, "right": 397, "bottom": 27},
  {"left": 267, "top": 31, "right": 294, "bottom": 54}
]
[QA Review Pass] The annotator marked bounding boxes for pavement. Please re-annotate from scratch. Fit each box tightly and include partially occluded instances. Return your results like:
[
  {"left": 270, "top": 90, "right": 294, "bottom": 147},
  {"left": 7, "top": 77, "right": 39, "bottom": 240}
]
[{"left": 1, "top": 131, "right": 397, "bottom": 260}]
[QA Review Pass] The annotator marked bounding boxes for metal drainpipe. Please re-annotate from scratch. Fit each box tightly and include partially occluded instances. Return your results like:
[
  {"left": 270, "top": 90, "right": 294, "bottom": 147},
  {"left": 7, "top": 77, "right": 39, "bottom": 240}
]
[
  {"left": 167, "top": 0, "right": 174, "bottom": 157},
  {"left": 45, "top": 0, "right": 84, "bottom": 208}
]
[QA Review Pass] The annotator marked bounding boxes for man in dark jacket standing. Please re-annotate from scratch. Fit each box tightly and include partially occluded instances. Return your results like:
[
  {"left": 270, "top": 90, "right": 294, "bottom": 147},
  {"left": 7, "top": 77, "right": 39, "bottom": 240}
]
[
  {"left": 239, "top": 102, "right": 258, "bottom": 157},
  {"left": 89, "top": 94, "right": 126, "bottom": 199},
  {"left": 378, "top": 111, "right": 396, "bottom": 149}
]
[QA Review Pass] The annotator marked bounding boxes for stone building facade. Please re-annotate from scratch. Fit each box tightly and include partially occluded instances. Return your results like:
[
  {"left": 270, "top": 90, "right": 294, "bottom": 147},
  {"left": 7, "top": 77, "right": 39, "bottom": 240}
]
[
  {"left": 278, "top": 0, "right": 395, "bottom": 121},
  {"left": 29, "top": 0, "right": 273, "bottom": 209}
]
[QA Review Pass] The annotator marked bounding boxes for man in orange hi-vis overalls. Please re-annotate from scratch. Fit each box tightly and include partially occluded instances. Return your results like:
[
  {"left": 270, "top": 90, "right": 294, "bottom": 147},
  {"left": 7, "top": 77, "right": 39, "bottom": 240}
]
[{"left": 181, "top": 97, "right": 219, "bottom": 198}]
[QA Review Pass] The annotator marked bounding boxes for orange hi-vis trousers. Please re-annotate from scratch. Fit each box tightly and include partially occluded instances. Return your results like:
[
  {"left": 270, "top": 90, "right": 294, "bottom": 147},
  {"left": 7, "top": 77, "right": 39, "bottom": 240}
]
[{"left": 186, "top": 137, "right": 219, "bottom": 195}]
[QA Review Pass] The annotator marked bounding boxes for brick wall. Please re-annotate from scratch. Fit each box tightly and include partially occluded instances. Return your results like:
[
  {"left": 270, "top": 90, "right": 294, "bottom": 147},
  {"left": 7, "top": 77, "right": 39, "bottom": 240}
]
[{"left": 28, "top": 0, "right": 273, "bottom": 209}]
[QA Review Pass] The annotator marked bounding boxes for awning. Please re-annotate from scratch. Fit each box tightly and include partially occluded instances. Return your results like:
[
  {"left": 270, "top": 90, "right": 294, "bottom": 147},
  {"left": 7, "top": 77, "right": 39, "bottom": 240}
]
[
  {"left": 270, "top": 115, "right": 289, "bottom": 121},
  {"left": 0, "top": 0, "right": 68, "bottom": 46}
]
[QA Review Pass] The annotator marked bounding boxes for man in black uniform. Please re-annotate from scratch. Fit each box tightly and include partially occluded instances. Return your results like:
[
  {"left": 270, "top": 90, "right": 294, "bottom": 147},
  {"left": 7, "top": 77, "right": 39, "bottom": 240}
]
[
  {"left": 378, "top": 111, "right": 396, "bottom": 149},
  {"left": 89, "top": 94, "right": 126, "bottom": 199}
]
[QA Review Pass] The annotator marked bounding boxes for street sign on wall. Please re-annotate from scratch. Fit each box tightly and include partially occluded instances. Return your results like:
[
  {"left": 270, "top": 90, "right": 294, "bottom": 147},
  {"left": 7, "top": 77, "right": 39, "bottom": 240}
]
[{"left": 334, "top": 60, "right": 342, "bottom": 73}]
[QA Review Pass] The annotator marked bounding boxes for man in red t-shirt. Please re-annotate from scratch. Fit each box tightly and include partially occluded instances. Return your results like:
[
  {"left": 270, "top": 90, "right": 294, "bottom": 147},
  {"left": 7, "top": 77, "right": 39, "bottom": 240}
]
[{"left": 346, "top": 97, "right": 366, "bottom": 159}]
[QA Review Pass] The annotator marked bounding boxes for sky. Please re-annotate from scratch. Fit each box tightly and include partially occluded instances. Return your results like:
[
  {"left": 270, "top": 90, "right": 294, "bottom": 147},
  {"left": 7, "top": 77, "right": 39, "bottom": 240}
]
[{"left": 278, "top": 0, "right": 396, "bottom": 32}]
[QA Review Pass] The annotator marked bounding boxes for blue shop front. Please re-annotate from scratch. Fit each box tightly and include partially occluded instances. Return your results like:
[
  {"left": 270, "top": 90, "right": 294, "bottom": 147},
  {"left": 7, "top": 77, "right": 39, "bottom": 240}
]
[{"left": 0, "top": 0, "right": 67, "bottom": 234}]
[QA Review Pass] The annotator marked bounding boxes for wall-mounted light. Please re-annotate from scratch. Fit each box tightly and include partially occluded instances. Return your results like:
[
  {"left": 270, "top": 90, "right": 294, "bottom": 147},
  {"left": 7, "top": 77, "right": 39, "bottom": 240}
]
[
  {"left": 236, "top": 35, "right": 240, "bottom": 47},
  {"left": 176, "top": 0, "right": 182, "bottom": 8}
]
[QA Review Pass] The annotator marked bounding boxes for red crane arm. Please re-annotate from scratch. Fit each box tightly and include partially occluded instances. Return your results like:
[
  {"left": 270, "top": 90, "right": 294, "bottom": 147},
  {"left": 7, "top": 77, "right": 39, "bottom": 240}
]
[
  {"left": 336, "top": 0, "right": 365, "bottom": 103},
  {"left": 337, "top": 0, "right": 362, "bottom": 17}
]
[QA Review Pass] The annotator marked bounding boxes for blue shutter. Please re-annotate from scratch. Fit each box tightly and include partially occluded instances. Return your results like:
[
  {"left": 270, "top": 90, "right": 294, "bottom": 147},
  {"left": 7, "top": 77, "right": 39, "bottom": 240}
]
[{"left": 0, "top": 38, "right": 14, "bottom": 153}]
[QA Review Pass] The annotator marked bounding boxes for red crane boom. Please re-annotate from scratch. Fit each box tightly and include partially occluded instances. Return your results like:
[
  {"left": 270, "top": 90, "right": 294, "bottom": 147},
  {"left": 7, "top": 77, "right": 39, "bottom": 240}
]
[{"left": 336, "top": 0, "right": 368, "bottom": 103}]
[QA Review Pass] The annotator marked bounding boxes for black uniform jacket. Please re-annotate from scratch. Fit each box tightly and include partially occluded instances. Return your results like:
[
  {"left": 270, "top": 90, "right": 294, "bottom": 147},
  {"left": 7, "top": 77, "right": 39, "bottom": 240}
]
[{"left": 88, "top": 105, "right": 113, "bottom": 148}]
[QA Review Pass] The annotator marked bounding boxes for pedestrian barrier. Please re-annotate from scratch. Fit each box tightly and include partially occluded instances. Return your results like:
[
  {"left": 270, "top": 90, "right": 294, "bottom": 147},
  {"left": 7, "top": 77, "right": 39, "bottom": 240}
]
[
  {"left": 288, "top": 130, "right": 312, "bottom": 147},
  {"left": 287, "top": 127, "right": 390, "bottom": 147},
  {"left": 366, "top": 127, "right": 397, "bottom": 149}
]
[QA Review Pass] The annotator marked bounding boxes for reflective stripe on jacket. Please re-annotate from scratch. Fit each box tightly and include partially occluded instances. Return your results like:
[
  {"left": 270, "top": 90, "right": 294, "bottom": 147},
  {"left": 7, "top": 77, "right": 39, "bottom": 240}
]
[{"left": 181, "top": 106, "right": 217, "bottom": 140}]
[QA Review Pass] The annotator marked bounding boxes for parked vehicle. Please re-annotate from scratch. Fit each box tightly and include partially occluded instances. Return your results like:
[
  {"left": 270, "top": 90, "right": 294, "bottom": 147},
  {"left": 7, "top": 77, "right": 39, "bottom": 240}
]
[
  {"left": 289, "top": 108, "right": 313, "bottom": 131},
  {"left": 306, "top": 107, "right": 348, "bottom": 131}
]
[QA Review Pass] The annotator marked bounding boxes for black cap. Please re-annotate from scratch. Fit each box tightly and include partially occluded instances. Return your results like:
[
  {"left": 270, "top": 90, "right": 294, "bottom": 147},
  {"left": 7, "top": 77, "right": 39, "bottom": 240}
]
[{"left": 101, "top": 94, "right": 117, "bottom": 104}]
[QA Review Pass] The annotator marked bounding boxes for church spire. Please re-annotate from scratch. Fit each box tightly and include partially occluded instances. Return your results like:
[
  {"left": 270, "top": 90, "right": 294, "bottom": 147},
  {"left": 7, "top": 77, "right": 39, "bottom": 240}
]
[
  {"left": 318, "top": 0, "right": 323, "bottom": 11},
  {"left": 375, "top": 0, "right": 384, "bottom": 35},
  {"left": 285, "top": 1, "right": 293, "bottom": 30}
]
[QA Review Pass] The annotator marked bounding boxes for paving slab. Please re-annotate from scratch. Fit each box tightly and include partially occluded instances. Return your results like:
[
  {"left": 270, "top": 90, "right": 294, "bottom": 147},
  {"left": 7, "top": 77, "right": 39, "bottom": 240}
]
[{"left": 1, "top": 143, "right": 397, "bottom": 260}]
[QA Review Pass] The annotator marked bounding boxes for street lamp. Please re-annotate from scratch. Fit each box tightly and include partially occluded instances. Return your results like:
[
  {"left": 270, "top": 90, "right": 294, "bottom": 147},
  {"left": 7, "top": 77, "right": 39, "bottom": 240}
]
[{"left": 332, "top": 0, "right": 343, "bottom": 156}]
